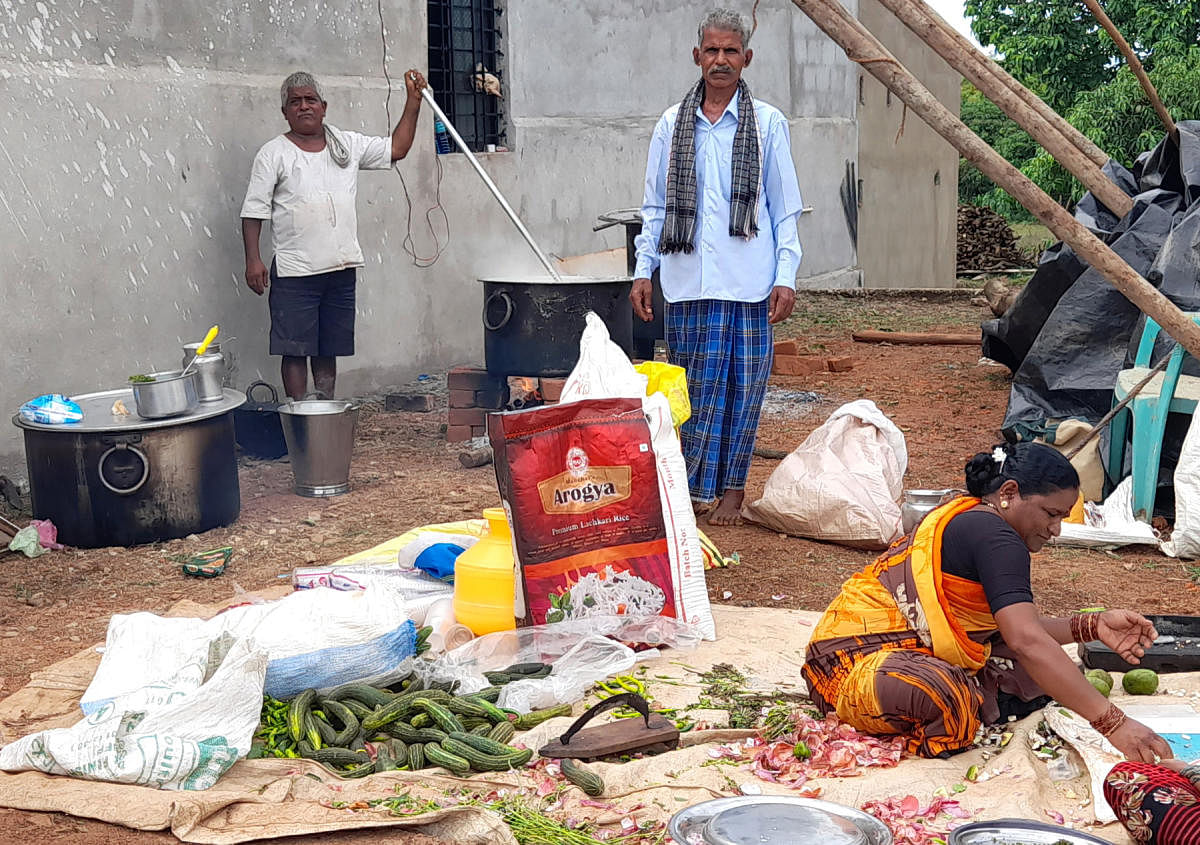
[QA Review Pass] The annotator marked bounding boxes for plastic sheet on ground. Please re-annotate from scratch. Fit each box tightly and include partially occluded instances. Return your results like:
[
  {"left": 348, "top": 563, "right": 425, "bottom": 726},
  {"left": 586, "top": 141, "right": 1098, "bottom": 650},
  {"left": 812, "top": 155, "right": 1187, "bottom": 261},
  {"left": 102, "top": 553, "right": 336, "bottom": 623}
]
[{"left": 0, "top": 591, "right": 1170, "bottom": 844}]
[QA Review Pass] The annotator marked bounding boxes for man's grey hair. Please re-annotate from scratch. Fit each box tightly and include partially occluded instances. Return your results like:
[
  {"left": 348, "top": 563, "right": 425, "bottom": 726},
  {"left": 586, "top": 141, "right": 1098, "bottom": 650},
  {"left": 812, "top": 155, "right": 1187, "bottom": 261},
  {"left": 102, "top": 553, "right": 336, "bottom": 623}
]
[
  {"left": 697, "top": 8, "right": 751, "bottom": 48},
  {"left": 280, "top": 71, "right": 325, "bottom": 107}
]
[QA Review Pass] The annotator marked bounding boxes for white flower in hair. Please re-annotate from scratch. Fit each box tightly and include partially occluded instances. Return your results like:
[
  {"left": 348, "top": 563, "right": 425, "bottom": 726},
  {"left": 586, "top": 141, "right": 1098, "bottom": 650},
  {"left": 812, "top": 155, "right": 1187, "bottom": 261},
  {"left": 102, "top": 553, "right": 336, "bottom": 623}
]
[{"left": 992, "top": 446, "right": 1007, "bottom": 470}]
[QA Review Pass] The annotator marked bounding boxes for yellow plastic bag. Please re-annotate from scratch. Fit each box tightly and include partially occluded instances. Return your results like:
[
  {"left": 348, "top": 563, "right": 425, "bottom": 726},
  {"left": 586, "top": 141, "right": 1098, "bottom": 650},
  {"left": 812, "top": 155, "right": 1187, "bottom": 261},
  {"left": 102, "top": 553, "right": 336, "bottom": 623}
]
[{"left": 634, "top": 361, "right": 691, "bottom": 428}]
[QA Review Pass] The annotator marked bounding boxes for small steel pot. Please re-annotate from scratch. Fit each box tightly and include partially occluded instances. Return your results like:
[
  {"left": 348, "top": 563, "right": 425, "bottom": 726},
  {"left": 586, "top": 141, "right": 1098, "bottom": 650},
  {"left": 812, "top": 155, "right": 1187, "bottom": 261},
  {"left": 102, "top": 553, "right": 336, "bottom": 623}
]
[
  {"left": 129, "top": 370, "right": 199, "bottom": 419},
  {"left": 191, "top": 353, "right": 226, "bottom": 402},
  {"left": 901, "top": 488, "right": 958, "bottom": 534}
]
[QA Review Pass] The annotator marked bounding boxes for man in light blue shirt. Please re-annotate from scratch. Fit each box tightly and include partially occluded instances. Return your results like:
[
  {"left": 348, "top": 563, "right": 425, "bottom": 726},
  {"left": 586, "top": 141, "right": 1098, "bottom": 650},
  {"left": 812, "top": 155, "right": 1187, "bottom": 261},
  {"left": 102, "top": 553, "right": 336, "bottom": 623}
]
[{"left": 633, "top": 8, "right": 803, "bottom": 526}]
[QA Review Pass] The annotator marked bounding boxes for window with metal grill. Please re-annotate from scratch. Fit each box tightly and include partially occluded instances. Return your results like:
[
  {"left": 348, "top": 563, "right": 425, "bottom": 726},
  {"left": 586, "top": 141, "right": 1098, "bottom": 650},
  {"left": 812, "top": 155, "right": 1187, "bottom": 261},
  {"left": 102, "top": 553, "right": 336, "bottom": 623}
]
[{"left": 427, "top": 0, "right": 505, "bottom": 152}]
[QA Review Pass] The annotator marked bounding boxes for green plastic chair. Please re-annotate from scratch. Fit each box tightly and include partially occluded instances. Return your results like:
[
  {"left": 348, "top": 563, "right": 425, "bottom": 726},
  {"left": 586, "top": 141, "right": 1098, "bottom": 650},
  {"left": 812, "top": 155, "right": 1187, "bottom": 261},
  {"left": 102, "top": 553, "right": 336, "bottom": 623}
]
[{"left": 1107, "top": 313, "right": 1200, "bottom": 522}]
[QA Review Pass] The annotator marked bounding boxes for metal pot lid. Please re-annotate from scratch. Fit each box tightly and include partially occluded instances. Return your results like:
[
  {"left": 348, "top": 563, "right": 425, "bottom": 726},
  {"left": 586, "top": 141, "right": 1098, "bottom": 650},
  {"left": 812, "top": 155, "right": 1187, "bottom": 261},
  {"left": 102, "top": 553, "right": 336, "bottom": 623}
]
[
  {"left": 13, "top": 388, "right": 245, "bottom": 433},
  {"left": 670, "top": 797, "right": 892, "bottom": 845},
  {"left": 478, "top": 275, "right": 632, "bottom": 285},
  {"left": 947, "top": 819, "right": 1111, "bottom": 845},
  {"left": 277, "top": 400, "right": 355, "bottom": 416}
]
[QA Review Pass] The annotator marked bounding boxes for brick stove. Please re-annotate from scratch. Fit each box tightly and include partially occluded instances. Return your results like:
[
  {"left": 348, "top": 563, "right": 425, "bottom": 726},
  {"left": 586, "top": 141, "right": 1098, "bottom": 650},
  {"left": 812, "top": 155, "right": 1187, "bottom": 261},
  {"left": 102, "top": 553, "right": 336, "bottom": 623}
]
[{"left": 445, "top": 366, "right": 567, "bottom": 443}]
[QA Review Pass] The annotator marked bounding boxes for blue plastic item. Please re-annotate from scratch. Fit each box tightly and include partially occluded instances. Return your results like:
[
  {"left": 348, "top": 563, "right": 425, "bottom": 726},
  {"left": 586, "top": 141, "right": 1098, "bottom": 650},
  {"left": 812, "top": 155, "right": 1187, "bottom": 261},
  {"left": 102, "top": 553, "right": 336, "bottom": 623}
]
[
  {"left": 414, "top": 542, "right": 464, "bottom": 581},
  {"left": 1107, "top": 313, "right": 1200, "bottom": 521},
  {"left": 434, "top": 119, "right": 452, "bottom": 155},
  {"left": 19, "top": 394, "right": 83, "bottom": 425}
]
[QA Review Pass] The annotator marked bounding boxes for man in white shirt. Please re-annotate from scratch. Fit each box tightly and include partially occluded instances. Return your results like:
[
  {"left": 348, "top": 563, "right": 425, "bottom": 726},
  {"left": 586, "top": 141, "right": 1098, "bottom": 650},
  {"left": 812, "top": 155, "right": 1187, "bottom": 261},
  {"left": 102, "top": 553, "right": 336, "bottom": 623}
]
[
  {"left": 240, "top": 69, "right": 426, "bottom": 399},
  {"left": 632, "top": 9, "right": 803, "bottom": 526}
]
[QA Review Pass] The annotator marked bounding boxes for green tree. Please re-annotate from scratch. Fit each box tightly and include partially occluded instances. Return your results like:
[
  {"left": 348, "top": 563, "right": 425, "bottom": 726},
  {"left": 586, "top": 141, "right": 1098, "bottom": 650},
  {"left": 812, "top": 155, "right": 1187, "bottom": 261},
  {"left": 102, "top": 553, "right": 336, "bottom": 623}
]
[
  {"left": 1020, "top": 48, "right": 1200, "bottom": 208},
  {"left": 964, "top": 0, "right": 1200, "bottom": 111},
  {"left": 959, "top": 2, "right": 1200, "bottom": 219}
]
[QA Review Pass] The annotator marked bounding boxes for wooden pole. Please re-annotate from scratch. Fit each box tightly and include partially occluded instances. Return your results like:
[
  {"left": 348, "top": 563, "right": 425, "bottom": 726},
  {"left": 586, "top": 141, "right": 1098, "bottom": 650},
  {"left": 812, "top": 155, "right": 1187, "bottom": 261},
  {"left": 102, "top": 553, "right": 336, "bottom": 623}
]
[
  {"left": 877, "top": 0, "right": 1132, "bottom": 218},
  {"left": 790, "top": 0, "right": 1200, "bottom": 361},
  {"left": 879, "top": 0, "right": 1109, "bottom": 168},
  {"left": 851, "top": 330, "right": 980, "bottom": 346},
  {"left": 1079, "top": 0, "right": 1177, "bottom": 143}
]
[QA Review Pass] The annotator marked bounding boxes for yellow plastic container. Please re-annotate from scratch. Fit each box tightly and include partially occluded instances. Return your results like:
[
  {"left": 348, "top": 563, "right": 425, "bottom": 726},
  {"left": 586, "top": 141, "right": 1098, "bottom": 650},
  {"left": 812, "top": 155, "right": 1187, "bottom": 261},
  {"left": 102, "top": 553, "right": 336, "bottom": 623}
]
[{"left": 453, "top": 508, "right": 517, "bottom": 636}]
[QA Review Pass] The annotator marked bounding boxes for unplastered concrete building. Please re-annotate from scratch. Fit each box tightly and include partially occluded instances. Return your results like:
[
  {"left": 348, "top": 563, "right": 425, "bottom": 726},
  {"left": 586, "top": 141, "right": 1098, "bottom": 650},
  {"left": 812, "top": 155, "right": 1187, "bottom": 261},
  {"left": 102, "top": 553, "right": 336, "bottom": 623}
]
[{"left": 0, "top": 0, "right": 958, "bottom": 471}]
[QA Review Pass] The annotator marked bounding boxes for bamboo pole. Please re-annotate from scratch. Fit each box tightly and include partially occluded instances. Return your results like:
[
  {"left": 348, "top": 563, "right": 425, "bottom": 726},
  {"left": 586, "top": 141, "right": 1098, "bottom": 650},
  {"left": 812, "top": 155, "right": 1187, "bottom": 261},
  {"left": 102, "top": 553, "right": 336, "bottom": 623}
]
[
  {"left": 790, "top": 0, "right": 1200, "bottom": 361},
  {"left": 1080, "top": 0, "right": 1178, "bottom": 142},
  {"left": 877, "top": 0, "right": 1132, "bottom": 218}
]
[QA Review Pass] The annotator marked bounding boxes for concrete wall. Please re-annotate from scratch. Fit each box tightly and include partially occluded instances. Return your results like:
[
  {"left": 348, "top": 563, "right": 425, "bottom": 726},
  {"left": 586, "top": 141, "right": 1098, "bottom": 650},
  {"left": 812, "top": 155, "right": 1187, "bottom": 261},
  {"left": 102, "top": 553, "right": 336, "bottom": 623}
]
[
  {"left": 856, "top": 0, "right": 961, "bottom": 288},
  {"left": 0, "top": 0, "right": 948, "bottom": 473}
]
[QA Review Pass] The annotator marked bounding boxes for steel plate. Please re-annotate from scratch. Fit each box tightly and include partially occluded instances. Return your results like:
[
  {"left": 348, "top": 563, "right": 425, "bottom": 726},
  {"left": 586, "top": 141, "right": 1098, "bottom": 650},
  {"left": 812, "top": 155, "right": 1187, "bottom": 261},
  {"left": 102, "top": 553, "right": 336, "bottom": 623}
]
[
  {"left": 13, "top": 388, "right": 245, "bottom": 433},
  {"left": 948, "top": 819, "right": 1111, "bottom": 845},
  {"left": 669, "top": 797, "right": 892, "bottom": 845}
]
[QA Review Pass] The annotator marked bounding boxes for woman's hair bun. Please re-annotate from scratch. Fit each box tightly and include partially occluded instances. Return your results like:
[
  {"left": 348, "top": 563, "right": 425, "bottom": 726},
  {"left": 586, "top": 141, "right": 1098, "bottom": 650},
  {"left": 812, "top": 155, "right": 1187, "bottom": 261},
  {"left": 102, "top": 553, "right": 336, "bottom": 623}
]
[{"left": 964, "top": 449, "right": 1003, "bottom": 497}]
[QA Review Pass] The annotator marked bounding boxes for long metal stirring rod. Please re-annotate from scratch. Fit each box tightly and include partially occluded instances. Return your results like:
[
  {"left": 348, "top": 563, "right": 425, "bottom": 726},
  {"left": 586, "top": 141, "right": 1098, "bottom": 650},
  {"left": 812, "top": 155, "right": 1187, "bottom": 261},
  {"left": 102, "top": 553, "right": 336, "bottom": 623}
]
[{"left": 419, "top": 87, "right": 562, "bottom": 281}]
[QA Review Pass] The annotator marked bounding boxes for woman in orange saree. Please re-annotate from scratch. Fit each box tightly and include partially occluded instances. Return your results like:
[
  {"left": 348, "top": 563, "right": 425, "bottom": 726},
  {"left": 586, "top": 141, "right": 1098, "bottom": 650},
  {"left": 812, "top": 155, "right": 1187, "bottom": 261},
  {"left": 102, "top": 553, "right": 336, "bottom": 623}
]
[{"left": 802, "top": 442, "right": 1171, "bottom": 763}]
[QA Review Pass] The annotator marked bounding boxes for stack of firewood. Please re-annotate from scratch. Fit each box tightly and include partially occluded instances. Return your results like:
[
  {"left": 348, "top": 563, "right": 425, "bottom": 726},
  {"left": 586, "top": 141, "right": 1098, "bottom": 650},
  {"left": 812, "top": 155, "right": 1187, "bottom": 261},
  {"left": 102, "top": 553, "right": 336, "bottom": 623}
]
[{"left": 957, "top": 204, "right": 1033, "bottom": 273}]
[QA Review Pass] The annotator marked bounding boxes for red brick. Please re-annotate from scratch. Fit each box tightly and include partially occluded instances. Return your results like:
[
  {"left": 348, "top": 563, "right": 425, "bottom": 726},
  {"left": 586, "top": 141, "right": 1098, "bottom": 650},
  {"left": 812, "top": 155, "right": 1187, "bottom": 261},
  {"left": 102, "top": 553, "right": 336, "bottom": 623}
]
[
  {"left": 448, "top": 407, "right": 487, "bottom": 426},
  {"left": 827, "top": 356, "right": 857, "bottom": 373},
  {"left": 385, "top": 393, "right": 437, "bottom": 412},
  {"left": 772, "top": 355, "right": 824, "bottom": 377},
  {"left": 446, "top": 425, "right": 474, "bottom": 442},
  {"left": 449, "top": 389, "right": 477, "bottom": 408},
  {"left": 470, "top": 425, "right": 487, "bottom": 437},
  {"left": 539, "top": 377, "right": 567, "bottom": 401},
  {"left": 774, "top": 339, "right": 800, "bottom": 357},
  {"left": 474, "top": 387, "right": 508, "bottom": 408},
  {"left": 447, "top": 366, "right": 504, "bottom": 391}
]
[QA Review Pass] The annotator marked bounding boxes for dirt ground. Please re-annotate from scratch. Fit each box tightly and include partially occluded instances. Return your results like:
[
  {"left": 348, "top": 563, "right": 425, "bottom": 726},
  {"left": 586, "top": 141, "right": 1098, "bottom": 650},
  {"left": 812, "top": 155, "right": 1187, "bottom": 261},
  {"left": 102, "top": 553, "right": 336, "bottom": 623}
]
[{"left": 2, "top": 289, "right": 1198, "bottom": 843}]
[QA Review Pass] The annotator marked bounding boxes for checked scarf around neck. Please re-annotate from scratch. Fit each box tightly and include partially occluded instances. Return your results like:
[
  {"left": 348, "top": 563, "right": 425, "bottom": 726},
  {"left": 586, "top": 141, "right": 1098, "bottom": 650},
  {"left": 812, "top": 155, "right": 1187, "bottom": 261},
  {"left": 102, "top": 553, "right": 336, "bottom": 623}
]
[{"left": 659, "top": 78, "right": 761, "bottom": 255}]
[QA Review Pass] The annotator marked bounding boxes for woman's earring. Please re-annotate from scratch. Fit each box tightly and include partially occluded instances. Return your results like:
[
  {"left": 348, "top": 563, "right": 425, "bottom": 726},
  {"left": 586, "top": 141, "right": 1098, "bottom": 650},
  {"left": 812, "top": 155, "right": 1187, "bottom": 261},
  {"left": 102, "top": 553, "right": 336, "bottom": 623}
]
[{"left": 1000, "top": 500, "right": 1009, "bottom": 509}]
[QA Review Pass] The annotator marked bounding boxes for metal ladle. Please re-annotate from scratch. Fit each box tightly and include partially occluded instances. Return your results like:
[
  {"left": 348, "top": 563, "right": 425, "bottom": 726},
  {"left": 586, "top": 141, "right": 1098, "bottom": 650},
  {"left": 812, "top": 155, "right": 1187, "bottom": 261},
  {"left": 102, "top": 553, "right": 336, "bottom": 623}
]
[{"left": 418, "top": 82, "right": 562, "bottom": 281}]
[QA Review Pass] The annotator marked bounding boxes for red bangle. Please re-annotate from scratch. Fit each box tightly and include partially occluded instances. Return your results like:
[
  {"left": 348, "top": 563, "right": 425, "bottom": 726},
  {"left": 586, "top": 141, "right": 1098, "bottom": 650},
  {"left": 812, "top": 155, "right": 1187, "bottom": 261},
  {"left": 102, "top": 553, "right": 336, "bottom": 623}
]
[
  {"left": 1089, "top": 703, "right": 1127, "bottom": 737},
  {"left": 1070, "top": 612, "right": 1101, "bottom": 643}
]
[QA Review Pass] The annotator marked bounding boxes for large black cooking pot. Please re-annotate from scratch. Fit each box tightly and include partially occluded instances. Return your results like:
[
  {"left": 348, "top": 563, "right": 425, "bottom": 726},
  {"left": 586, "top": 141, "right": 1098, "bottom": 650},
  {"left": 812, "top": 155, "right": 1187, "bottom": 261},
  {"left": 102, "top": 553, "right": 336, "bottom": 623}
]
[
  {"left": 13, "top": 388, "right": 245, "bottom": 548},
  {"left": 481, "top": 276, "right": 634, "bottom": 376}
]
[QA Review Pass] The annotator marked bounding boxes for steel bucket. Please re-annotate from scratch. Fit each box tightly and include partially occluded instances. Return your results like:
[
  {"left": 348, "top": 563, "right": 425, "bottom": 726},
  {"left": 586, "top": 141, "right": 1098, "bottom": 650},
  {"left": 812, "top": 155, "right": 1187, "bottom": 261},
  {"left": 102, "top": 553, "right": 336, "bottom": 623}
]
[{"left": 277, "top": 399, "right": 359, "bottom": 497}]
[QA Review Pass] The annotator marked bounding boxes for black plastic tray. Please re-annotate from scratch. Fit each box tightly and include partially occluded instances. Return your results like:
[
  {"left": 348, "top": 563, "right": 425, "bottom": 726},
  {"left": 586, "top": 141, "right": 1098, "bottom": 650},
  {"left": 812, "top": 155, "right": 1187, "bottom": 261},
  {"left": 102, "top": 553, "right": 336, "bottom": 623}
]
[{"left": 1080, "top": 614, "right": 1200, "bottom": 674}]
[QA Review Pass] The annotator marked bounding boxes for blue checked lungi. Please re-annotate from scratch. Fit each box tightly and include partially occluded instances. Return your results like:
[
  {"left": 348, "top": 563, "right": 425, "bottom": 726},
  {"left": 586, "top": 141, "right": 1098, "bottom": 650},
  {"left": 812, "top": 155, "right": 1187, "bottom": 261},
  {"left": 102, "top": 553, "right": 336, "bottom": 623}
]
[{"left": 664, "top": 298, "right": 773, "bottom": 503}]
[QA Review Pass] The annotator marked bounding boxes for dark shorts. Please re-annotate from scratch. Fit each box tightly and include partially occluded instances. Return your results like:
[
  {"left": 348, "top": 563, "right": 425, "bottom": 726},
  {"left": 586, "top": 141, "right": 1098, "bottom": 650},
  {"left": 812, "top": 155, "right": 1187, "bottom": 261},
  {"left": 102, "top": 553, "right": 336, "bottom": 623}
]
[{"left": 268, "top": 263, "right": 356, "bottom": 358}]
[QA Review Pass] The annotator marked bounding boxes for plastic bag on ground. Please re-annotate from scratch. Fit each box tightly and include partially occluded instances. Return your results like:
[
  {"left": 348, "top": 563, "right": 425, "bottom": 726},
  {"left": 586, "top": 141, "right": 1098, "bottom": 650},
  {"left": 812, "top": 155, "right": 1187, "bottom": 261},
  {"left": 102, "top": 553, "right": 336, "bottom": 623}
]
[
  {"left": 1055, "top": 477, "right": 1158, "bottom": 549},
  {"left": 0, "top": 635, "right": 266, "bottom": 790},
  {"left": 416, "top": 614, "right": 700, "bottom": 710},
  {"left": 82, "top": 583, "right": 416, "bottom": 708},
  {"left": 743, "top": 399, "right": 907, "bottom": 549},
  {"left": 1163, "top": 410, "right": 1200, "bottom": 558}
]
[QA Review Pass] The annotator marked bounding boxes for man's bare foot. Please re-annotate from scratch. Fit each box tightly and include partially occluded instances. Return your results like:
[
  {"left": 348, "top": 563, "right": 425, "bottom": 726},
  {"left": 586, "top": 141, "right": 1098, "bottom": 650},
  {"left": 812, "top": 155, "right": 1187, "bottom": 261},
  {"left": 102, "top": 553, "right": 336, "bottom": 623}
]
[
  {"left": 708, "top": 490, "right": 745, "bottom": 526},
  {"left": 693, "top": 499, "right": 716, "bottom": 516}
]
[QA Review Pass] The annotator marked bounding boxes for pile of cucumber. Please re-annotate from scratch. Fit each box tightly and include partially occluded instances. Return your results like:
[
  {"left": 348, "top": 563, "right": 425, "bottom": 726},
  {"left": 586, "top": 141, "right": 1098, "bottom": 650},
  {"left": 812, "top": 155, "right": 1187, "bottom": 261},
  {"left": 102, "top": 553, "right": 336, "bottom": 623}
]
[{"left": 248, "top": 662, "right": 571, "bottom": 779}]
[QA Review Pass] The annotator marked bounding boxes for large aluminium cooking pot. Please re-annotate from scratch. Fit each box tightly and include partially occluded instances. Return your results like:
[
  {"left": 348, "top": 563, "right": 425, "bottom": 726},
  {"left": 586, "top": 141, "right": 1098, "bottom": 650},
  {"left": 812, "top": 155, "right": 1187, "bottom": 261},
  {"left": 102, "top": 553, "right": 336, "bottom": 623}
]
[
  {"left": 13, "top": 388, "right": 245, "bottom": 548},
  {"left": 480, "top": 276, "right": 633, "bottom": 377}
]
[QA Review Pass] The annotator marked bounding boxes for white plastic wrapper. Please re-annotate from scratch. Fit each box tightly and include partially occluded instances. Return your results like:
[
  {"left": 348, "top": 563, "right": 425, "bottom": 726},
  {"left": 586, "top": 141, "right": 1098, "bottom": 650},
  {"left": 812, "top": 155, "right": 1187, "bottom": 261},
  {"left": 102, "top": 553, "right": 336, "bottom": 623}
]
[{"left": 417, "top": 615, "right": 700, "bottom": 712}]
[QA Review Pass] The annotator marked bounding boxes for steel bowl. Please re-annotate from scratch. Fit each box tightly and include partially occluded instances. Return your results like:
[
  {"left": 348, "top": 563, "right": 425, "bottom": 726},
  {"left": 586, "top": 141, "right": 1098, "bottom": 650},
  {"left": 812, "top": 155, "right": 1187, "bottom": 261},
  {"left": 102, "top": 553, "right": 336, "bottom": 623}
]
[
  {"left": 669, "top": 796, "right": 892, "bottom": 845},
  {"left": 129, "top": 370, "right": 199, "bottom": 419}
]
